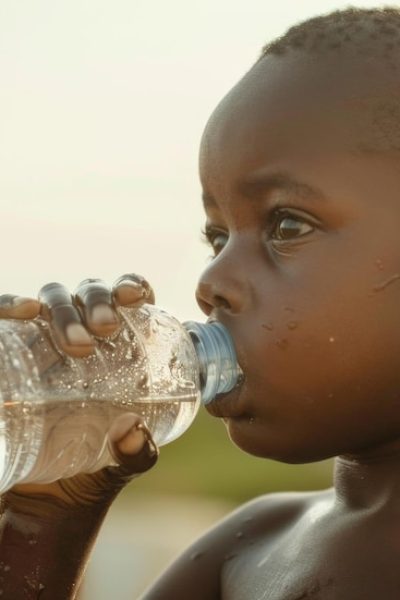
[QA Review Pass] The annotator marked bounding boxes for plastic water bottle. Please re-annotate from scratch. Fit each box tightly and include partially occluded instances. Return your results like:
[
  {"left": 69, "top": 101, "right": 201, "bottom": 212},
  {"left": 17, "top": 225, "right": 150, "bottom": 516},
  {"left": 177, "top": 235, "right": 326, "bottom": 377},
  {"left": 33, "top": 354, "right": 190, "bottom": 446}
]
[{"left": 0, "top": 304, "right": 241, "bottom": 491}]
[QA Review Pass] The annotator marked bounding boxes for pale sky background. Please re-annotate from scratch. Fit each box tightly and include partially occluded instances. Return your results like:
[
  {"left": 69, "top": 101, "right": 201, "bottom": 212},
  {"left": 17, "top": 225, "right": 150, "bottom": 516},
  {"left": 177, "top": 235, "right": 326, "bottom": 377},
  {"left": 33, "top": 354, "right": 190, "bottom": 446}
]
[{"left": 0, "top": 0, "right": 392, "bottom": 322}]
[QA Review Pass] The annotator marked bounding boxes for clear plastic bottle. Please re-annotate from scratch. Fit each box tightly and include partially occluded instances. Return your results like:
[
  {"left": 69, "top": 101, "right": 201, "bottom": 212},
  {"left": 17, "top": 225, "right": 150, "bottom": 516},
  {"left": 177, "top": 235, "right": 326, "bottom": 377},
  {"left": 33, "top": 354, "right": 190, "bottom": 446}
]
[{"left": 0, "top": 304, "right": 241, "bottom": 492}]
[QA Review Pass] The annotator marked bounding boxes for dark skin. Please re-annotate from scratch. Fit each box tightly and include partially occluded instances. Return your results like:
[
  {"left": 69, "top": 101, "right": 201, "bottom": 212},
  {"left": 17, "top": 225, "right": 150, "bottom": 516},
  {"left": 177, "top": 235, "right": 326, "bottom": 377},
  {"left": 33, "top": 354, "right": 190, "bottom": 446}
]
[{"left": 3, "top": 46, "right": 400, "bottom": 598}]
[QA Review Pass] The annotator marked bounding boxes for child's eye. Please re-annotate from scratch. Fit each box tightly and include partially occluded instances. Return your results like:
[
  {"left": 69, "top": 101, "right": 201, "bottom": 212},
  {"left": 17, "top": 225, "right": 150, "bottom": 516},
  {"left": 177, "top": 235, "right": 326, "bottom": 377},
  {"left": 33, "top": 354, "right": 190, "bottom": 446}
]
[
  {"left": 271, "top": 213, "right": 315, "bottom": 241},
  {"left": 201, "top": 226, "right": 228, "bottom": 256}
]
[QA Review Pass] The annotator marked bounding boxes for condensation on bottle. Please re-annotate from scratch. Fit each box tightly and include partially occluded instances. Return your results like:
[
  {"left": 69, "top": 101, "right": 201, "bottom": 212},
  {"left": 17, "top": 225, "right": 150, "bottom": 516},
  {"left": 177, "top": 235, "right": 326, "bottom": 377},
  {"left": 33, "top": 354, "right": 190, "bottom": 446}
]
[{"left": 0, "top": 304, "right": 241, "bottom": 492}]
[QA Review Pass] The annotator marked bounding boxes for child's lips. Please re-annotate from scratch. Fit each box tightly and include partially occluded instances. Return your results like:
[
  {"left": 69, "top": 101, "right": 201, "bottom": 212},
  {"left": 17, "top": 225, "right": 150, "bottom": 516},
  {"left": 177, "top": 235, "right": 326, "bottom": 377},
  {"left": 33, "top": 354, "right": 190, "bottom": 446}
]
[{"left": 205, "top": 382, "right": 247, "bottom": 419}]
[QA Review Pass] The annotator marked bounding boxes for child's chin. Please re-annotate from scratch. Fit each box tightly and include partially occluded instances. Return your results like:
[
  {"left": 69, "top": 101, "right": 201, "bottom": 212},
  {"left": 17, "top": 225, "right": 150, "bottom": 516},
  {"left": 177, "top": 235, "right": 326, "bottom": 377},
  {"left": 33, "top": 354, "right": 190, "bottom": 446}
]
[{"left": 226, "top": 419, "right": 336, "bottom": 464}]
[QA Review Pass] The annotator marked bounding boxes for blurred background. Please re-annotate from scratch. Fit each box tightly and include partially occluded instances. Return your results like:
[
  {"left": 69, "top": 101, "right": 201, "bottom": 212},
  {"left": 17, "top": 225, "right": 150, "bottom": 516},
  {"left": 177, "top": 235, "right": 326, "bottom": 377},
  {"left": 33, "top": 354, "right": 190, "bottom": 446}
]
[{"left": 0, "top": 0, "right": 389, "bottom": 597}]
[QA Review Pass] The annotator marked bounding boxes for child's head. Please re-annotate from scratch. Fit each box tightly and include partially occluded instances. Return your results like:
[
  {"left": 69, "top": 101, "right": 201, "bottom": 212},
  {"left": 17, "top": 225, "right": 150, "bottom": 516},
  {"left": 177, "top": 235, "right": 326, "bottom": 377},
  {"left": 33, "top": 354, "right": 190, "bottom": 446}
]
[{"left": 196, "top": 7, "right": 400, "bottom": 464}]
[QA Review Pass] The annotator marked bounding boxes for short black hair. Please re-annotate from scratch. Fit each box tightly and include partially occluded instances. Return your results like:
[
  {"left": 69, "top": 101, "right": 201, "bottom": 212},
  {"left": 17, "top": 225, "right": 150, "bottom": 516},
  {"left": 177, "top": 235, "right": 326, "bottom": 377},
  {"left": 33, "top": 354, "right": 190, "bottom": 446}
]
[
  {"left": 258, "top": 7, "right": 400, "bottom": 154},
  {"left": 261, "top": 6, "right": 400, "bottom": 59}
]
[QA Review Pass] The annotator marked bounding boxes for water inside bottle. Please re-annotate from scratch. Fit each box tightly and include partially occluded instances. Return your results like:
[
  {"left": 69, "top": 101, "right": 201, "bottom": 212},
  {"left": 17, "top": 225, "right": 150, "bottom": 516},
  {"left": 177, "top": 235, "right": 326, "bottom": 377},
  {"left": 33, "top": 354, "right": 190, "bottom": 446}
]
[{"left": 0, "top": 393, "right": 198, "bottom": 487}]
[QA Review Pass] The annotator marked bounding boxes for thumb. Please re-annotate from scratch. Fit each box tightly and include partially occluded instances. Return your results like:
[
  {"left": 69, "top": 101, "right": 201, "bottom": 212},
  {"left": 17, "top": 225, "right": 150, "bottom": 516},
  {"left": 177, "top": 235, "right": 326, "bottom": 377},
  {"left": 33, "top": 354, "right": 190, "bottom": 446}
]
[{"left": 104, "top": 413, "right": 159, "bottom": 486}]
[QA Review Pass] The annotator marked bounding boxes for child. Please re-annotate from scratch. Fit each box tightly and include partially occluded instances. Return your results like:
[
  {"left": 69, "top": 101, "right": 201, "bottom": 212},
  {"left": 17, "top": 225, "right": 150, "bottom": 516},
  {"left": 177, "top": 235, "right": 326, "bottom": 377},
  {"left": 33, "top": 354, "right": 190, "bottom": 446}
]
[{"left": 1, "top": 6, "right": 400, "bottom": 598}]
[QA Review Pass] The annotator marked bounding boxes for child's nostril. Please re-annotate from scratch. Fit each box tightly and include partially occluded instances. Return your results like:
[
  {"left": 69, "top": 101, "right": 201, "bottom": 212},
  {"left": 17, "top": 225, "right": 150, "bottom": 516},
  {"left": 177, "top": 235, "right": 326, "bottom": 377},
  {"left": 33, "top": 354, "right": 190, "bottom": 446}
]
[{"left": 214, "top": 295, "right": 230, "bottom": 310}]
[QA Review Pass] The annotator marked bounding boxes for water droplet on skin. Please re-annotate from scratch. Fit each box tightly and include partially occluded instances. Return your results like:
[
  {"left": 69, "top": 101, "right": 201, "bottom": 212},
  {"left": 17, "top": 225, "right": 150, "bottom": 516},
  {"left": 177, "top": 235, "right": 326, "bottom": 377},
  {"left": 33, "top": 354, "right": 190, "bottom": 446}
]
[
  {"left": 3, "top": 566, "right": 9, "bottom": 573},
  {"left": 275, "top": 338, "right": 288, "bottom": 349},
  {"left": 375, "top": 258, "right": 384, "bottom": 270},
  {"left": 236, "top": 531, "right": 244, "bottom": 539},
  {"left": 243, "top": 516, "right": 253, "bottom": 523},
  {"left": 284, "top": 306, "right": 295, "bottom": 312},
  {"left": 328, "top": 393, "right": 334, "bottom": 399},
  {"left": 224, "top": 553, "right": 237, "bottom": 561},
  {"left": 287, "top": 321, "right": 298, "bottom": 330},
  {"left": 82, "top": 381, "right": 89, "bottom": 389},
  {"left": 329, "top": 337, "right": 335, "bottom": 343},
  {"left": 262, "top": 323, "right": 274, "bottom": 331},
  {"left": 248, "top": 417, "right": 255, "bottom": 425},
  {"left": 372, "top": 273, "right": 400, "bottom": 292}
]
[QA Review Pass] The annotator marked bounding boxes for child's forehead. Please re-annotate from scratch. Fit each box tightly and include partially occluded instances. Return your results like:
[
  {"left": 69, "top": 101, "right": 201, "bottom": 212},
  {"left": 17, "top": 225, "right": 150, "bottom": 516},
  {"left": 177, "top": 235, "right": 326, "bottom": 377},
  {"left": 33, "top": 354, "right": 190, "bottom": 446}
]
[
  {"left": 200, "top": 50, "right": 400, "bottom": 186},
  {"left": 198, "top": 51, "right": 400, "bottom": 223}
]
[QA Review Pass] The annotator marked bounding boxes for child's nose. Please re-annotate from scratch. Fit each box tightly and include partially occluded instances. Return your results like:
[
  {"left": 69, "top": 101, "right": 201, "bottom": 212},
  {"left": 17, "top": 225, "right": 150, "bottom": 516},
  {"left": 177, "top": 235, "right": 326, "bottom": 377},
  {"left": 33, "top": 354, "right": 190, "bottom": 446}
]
[{"left": 195, "top": 257, "right": 249, "bottom": 316}]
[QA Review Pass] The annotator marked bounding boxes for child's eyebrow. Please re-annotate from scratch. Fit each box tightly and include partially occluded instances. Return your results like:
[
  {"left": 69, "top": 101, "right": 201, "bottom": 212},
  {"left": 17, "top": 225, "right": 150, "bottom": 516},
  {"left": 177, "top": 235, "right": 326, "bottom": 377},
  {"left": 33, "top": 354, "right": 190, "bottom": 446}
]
[
  {"left": 202, "top": 172, "right": 328, "bottom": 209},
  {"left": 238, "top": 171, "right": 328, "bottom": 204}
]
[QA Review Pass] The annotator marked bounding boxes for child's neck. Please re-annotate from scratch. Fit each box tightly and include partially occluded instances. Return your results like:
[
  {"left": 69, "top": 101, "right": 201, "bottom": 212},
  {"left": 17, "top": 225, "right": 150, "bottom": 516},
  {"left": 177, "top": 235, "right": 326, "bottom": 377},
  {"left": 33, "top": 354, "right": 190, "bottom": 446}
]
[{"left": 334, "top": 439, "right": 400, "bottom": 512}]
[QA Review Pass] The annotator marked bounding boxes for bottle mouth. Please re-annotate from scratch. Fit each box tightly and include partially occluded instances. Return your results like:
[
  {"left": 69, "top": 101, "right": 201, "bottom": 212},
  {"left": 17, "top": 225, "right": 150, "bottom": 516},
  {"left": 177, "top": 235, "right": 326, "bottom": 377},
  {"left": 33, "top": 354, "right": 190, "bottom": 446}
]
[{"left": 183, "top": 320, "right": 243, "bottom": 405}]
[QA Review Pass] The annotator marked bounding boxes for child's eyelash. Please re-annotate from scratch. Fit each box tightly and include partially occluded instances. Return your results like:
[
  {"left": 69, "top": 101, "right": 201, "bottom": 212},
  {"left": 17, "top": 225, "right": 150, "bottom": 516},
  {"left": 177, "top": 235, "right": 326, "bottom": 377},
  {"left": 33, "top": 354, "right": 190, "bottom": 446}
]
[
  {"left": 200, "top": 226, "right": 211, "bottom": 244},
  {"left": 200, "top": 225, "right": 225, "bottom": 246}
]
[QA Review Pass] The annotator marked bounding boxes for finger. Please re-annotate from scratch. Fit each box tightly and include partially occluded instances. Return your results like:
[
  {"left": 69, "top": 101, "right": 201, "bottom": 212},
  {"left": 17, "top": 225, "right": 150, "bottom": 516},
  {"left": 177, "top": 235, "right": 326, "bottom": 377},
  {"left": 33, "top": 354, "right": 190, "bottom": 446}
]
[
  {"left": 74, "top": 278, "right": 120, "bottom": 337},
  {"left": 0, "top": 295, "right": 41, "bottom": 319},
  {"left": 112, "top": 273, "right": 155, "bottom": 308},
  {"left": 106, "top": 413, "right": 159, "bottom": 482},
  {"left": 39, "top": 282, "right": 94, "bottom": 357}
]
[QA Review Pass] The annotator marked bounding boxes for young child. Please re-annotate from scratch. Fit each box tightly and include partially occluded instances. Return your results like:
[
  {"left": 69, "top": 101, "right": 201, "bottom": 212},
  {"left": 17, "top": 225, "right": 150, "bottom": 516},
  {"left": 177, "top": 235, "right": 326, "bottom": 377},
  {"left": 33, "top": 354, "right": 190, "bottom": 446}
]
[{"left": 1, "top": 6, "right": 400, "bottom": 598}]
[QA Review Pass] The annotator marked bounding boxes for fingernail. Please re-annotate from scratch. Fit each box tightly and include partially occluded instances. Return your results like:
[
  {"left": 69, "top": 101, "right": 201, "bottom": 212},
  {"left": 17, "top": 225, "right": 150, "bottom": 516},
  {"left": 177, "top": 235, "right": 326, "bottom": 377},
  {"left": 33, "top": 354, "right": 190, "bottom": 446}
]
[
  {"left": 91, "top": 304, "right": 118, "bottom": 324},
  {"left": 135, "top": 423, "right": 157, "bottom": 456},
  {"left": 118, "top": 281, "right": 148, "bottom": 297},
  {"left": 0, "top": 295, "right": 32, "bottom": 308},
  {"left": 146, "top": 440, "right": 158, "bottom": 457},
  {"left": 65, "top": 323, "right": 93, "bottom": 346}
]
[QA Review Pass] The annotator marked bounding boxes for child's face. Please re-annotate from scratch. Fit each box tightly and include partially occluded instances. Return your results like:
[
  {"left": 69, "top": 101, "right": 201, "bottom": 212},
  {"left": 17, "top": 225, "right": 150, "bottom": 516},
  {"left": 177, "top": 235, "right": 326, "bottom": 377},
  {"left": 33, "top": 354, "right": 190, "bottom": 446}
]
[{"left": 196, "top": 51, "right": 400, "bottom": 463}]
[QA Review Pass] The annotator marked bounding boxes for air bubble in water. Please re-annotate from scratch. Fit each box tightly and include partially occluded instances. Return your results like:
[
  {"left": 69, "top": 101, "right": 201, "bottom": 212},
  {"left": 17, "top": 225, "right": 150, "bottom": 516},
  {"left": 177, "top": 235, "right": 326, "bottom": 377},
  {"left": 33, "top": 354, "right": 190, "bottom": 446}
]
[{"left": 139, "top": 373, "right": 148, "bottom": 387}]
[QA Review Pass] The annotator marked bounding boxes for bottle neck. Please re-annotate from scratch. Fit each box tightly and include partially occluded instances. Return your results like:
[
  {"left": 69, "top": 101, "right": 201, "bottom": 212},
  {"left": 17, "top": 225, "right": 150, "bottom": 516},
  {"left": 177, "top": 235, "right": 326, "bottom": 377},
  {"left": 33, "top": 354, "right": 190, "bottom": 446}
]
[{"left": 183, "top": 321, "right": 242, "bottom": 405}]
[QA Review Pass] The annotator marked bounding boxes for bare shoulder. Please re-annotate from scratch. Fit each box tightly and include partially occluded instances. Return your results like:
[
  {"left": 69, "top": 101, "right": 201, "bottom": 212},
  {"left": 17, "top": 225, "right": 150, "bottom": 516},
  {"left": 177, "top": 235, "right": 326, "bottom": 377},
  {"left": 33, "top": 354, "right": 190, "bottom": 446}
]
[
  {"left": 210, "top": 487, "right": 333, "bottom": 543},
  {"left": 140, "top": 489, "right": 332, "bottom": 600}
]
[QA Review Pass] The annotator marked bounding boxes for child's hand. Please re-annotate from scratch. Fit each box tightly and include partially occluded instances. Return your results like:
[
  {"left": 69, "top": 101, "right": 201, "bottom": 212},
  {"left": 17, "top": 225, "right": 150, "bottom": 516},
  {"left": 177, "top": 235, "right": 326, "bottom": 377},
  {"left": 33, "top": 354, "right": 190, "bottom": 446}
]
[
  {"left": 41, "top": 273, "right": 155, "bottom": 358},
  {"left": 0, "top": 274, "right": 158, "bottom": 510},
  {"left": 0, "top": 273, "right": 155, "bottom": 357}
]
